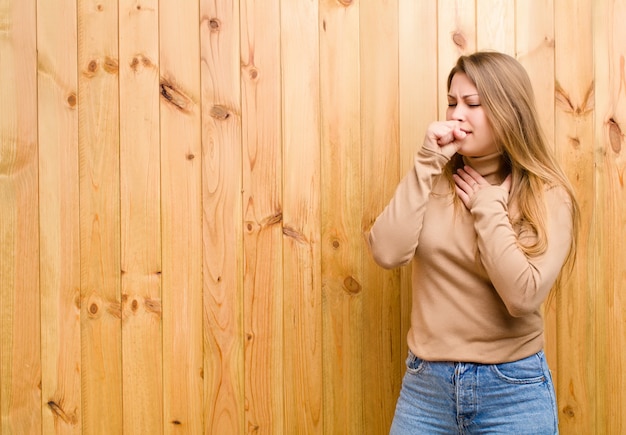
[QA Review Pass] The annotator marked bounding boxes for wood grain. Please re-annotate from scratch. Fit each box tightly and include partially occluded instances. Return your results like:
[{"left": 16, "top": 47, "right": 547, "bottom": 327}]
[
  {"left": 0, "top": 2, "right": 624, "bottom": 434},
  {"left": 476, "top": 0, "right": 515, "bottom": 53},
  {"left": 240, "top": 0, "right": 285, "bottom": 433},
  {"left": 438, "top": 0, "right": 477, "bottom": 120},
  {"left": 37, "top": 0, "right": 81, "bottom": 432},
  {"left": 554, "top": 0, "right": 595, "bottom": 432},
  {"left": 160, "top": 0, "right": 203, "bottom": 433},
  {"left": 119, "top": 0, "right": 162, "bottom": 433},
  {"left": 0, "top": 0, "right": 41, "bottom": 433},
  {"left": 516, "top": 0, "right": 555, "bottom": 144},
  {"left": 77, "top": 0, "right": 123, "bottom": 433},
  {"left": 200, "top": 1, "right": 244, "bottom": 433},
  {"left": 593, "top": 0, "right": 626, "bottom": 433},
  {"left": 281, "top": 0, "right": 323, "bottom": 433},
  {"left": 361, "top": 1, "right": 401, "bottom": 433},
  {"left": 319, "top": 1, "right": 363, "bottom": 433}
]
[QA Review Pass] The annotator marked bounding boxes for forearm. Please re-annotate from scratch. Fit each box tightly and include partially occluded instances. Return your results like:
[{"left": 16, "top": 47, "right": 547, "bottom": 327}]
[
  {"left": 470, "top": 186, "right": 573, "bottom": 317},
  {"left": 368, "top": 148, "right": 448, "bottom": 269}
]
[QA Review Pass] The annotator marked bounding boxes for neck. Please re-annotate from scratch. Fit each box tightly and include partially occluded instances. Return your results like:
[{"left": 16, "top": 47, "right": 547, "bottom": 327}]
[{"left": 462, "top": 152, "right": 507, "bottom": 185}]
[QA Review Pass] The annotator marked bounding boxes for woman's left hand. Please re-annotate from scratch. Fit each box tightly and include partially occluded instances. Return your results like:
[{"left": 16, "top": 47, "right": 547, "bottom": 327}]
[{"left": 453, "top": 166, "right": 511, "bottom": 208}]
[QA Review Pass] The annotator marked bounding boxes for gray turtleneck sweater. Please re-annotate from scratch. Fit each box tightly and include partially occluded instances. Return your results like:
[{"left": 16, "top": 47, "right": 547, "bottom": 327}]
[{"left": 368, "top": 144, "right": 573, "bottom": 364}]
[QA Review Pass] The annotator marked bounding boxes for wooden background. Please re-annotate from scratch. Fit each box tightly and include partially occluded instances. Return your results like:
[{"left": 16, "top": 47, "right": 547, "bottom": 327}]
[{"left": 1, "top": 0, "right": 624, "bottom": 433}]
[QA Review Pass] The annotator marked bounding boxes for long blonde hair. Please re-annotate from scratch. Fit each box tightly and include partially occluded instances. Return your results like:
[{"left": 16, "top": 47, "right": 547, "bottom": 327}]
[{"left": 444, "top": 51, "right": 579, "bottom": 282}]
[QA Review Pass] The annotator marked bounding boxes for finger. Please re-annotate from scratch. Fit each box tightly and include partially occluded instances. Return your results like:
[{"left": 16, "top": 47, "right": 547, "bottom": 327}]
[
  {"left": 455, "top": 168, "right": 478, "bottom": 188},
  {"left": 429, "top": 121, "right": 459, "bottom": 144},
  {"left": 454, "top": 185, "right": 470, "bottom": 208},
  {"left": 452, "top": 128, "right": 467, "bottom": 141},
  {"left": 436, "top": 129, "right": 456, "bottom": 146},
  {"left": 461, "top": 165, "right": 485, "bottom": 182},
  {"left": 453, "top": 173, "right": 473, "bottom": 193}
]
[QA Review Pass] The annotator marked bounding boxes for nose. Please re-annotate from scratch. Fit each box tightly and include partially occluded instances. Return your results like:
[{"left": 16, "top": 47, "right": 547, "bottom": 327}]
[{"left": 448, "top": 104, "right": 465, "bottom": 122}]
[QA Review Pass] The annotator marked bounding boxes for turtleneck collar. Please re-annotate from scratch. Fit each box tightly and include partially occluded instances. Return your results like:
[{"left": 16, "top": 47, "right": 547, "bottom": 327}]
[{"left": 461, "top": 152, "right": 508, "bottom": 185}]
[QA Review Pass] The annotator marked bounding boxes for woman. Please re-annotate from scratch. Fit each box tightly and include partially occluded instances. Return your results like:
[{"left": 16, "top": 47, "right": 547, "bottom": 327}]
[{"left": 368, "top": 51, "right": 579, "bottom": 434}]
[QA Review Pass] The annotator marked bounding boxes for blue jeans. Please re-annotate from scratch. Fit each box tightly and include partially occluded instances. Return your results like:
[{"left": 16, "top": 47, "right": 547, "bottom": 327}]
[{"left": 390, "top": 350, "right": 558, "bottom": 434}]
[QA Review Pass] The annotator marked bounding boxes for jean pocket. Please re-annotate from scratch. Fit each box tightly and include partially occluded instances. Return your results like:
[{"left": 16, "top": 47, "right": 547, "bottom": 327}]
[
  {"left": 489, "top": 352, "right": 547, "bottom": 385},
  {"left": 405, "top": 350, "right": 426, "bottom": 375}
]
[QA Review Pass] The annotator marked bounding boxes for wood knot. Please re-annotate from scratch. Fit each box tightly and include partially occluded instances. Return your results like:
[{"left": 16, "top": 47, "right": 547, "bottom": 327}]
[
  {"left": 283, "top": 226, "right": 307, "bottom": 244},
  {"left": 67, "top": 93, "right": 77, "bottom": 107},
  {"left": 332, "top": 240, "right": 340, "bottom": 249},
  {"left": 209, "top": 18, "right": 221, "bottom": 31},
  {"left": 160, "top": 80, "right": 194, "bottom": 113},
  {"left": 144, "top": 298, "right": 162, "bottom": 315},
  {"left": 210, "top": 105, "right": 230, "bottom": 120},
  {"left": 568, "top": 136, "right": 581, "bottom": 149},
  {"left": 103, "top": 56, "right": 118, "bottom": 74},
  {"left": 337, "top": 0, "right": 353, "bottom": 6},
  {"left": 608, "top": 117, "right": 623, "bottom": 153},
  {"left": 186, "top": 153, "right": 195, "bottom": 160},
  {"left": 96, "top": 4, "right": 103, "bottom": 11},
  {"left": 47, "top": 401, "right": 77, "bottom": 425},
  {"left": 89, "top": 303, "right": 99, "bottom": 315},
  {"left": 562, "top": 405, "right": 575, "bottom": 418},
  {"left": 452, "top": 32, "right": 466, "bottom": 50},
  {"left": 343, "top": 276, "right": 362, "bottom": 294},
  {"left": 248, "top": 67, "right": 259, "bottom": 80},
  {"left": 84, "top": 60, "right": 98, "bottom": 77}
]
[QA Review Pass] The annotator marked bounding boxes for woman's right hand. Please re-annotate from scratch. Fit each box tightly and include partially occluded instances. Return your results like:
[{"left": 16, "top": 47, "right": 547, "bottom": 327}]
[{"left": 423, "top": 121, "right": 466, "bottom": 158}]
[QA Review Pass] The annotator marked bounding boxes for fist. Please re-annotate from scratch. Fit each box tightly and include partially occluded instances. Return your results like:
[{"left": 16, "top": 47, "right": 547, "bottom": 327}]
[{"left": 424, "top": 121, "right": 466, "bottom": 158}]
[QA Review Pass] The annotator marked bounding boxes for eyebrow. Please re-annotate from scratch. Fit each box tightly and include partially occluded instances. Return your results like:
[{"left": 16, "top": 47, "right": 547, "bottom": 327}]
[{"left": 447, "top": 93, "right": 479, "bottom": 99}]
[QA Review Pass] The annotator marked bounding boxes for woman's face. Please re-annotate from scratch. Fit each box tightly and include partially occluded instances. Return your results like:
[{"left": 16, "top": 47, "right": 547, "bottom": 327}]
[{"left": 446, "top": 73, "right": 498, "bottom": 157}]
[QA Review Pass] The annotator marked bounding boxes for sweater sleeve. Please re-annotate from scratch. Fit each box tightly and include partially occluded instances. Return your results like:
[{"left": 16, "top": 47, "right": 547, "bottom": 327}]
[
  {"left": 367, "top": 147, "right": 449, "bottom": 269},
  {"left": 469, "top": 185, "right": 573, "bottom": 317}
]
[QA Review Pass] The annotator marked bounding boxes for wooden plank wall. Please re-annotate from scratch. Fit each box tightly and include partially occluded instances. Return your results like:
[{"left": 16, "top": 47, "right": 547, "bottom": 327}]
[{"left": 0, "top": 0, "right": 624, "bottom": 434}]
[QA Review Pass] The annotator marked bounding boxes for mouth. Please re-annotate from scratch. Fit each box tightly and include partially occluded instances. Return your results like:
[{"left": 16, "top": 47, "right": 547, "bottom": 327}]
[{"left": 460, "top": 128, "right": 472, "bottom": 134}]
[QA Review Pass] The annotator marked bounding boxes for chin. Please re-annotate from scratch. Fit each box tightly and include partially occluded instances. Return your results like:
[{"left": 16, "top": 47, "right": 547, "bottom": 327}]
[{"left": 457, "top": 145, "right": 499, "bottom": 158}]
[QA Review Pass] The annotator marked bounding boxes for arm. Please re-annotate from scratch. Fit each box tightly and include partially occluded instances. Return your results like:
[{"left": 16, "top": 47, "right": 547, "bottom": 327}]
[
  {"left": 368, "top": 121, "right": 466, "bottom": 269},
  {"left": 367, "top": 148, "right": 448, "bottom": 268},
  {"left": 469, "top": 185, "right": 573, "bottom": 317}
]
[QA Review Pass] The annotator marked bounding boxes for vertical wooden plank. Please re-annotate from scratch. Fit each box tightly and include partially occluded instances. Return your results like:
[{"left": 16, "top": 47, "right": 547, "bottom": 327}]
[
  {"left": 593, "top": 0, "right": 626, "bottom": 433},
  {"left": 360, "top": 1, "right": 401, "bottom": 433},
  {"left": 516, "top": 0, "right": 555, "bottom": 144},
  {"left": 438, "top": 0, "right": 476, "bottom": 119},
  {"left": 119, "top": 0, "right": 162, "bottom": 433},
  {"left": 200, "top": 1, "right": 244, "bottom": 433},
  {"left": 398, "top": 0, "right": 438, "bottom": 383},
  {"left": 37, "top": 0, "right": 81, "bottom": 432},
  {"left": 476, "top": 0, "right": 515, "bottom": 53},
  {"left": 240, "top": 0, "right": 284, "bottom": 433},
  {"left": 77, "top": 0, "right": 122, "bottom": 432},
  {"left": 0, "top": 0, "right": 41, "bottom": 433},
  {"left": 281, "top": 0, "right": 322, "bottom": 433},
  {"left": 515, "top": 0, "right": 557, "bottom": 374},
  {"left": 160, "top": 0, "right": 203, "bottom": 432},
  {"left": 554, "top": 0, "right": 595, "bottom": 432},
  {"left": 319, "top": 1, "right": 362, "bottom": 433}
]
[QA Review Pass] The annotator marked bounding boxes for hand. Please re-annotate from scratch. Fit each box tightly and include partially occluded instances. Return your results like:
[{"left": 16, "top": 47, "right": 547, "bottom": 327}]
[
  {"left": 453, "top": 166, "right": 512, "bottom": 208},
  {"left": 423, "top": 121, "right": 467, "bottom": 159}
]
